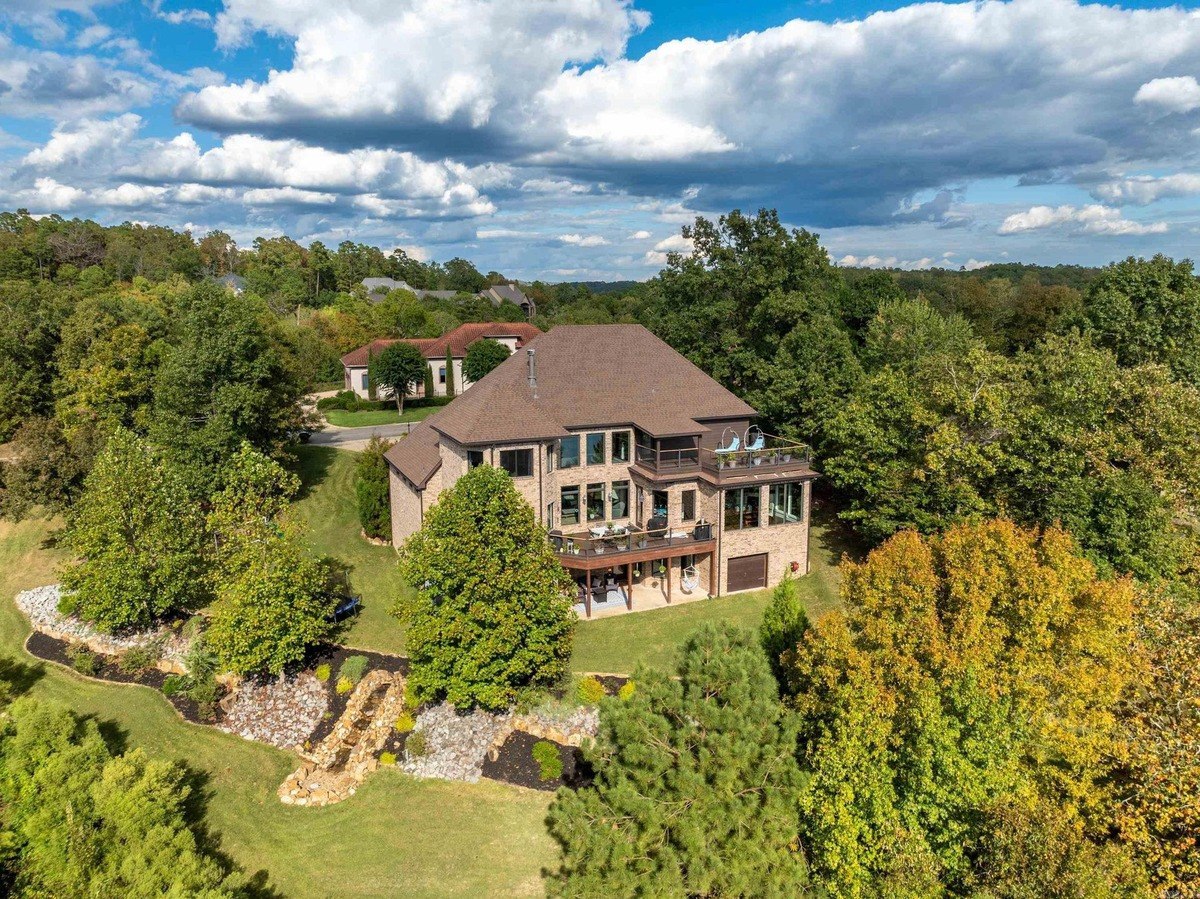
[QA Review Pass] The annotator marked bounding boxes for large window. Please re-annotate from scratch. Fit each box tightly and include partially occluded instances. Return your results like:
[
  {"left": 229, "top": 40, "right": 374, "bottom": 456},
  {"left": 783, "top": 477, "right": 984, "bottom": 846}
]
[
  {"left": 586, "top": 483, "right": 606, "bottom": 521},
  {"left": 586, "top": 432, "right": 606, "bottom": 465},
  {"left": 613, "top": 430, "right": 631, "bottom": 462},
  {"left": 769, "top": 482, "right": 805, "bottom": 525},
  {"left": 561, "top": 486, "right": 580, "bottom": 526},
  {"left": 559, "top": 435, "right": 580, "bottom": 468},
  {"left": 724, "top": 487, "right": 760, "bottom": 530},
  {"left": 682, "top": 489, "right": 696, "bottom": 522},
  {"left": 499, "top": 448, "right": 533, "bottom": 478},
  {"left": 467, "top": 450, "right": 484, "bottom": 469},
  {"left": 438, "top": 365, "right": 447, "bottom": 385},
  {"left": 610, "top": 480, "right": 630, "bottom": 519}
]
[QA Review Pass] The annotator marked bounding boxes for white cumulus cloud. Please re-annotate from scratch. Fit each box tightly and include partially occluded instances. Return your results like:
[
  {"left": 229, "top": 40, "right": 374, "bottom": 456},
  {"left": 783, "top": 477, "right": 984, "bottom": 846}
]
[
  {"left": 998, "top": 204, "right": 1168, "bottom": 236},
  {"left": 1134, "top": 76, "right": 1200, "bottom": 114}
]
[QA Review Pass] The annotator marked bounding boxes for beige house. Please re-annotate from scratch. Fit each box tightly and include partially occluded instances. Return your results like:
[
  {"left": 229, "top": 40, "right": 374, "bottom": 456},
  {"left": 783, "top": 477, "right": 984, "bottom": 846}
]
[
  {"left": 384, "top": 324, "right": 817, "bottom": 618},
  {"left": 340, "top": 322, "right": 541, "bottom": 399}
]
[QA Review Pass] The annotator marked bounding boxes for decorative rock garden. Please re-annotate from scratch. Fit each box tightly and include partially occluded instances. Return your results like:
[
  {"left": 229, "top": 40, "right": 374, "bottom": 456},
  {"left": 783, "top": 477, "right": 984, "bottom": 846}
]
[
  {"left": 218, "top": 673, "right": 328, "bottom": 750},
  {"left": 16, "top": 584, "right": 190, "bottom": 672}
]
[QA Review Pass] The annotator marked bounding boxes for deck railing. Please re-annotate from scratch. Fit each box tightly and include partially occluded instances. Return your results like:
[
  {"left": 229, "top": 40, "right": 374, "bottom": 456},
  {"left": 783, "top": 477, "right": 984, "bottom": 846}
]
[
  {"left": 632, "top": 433, "right": 812, "bottom": 476},
  {"left": 550, "top": 522, "right": 714, "bottom": 562}
]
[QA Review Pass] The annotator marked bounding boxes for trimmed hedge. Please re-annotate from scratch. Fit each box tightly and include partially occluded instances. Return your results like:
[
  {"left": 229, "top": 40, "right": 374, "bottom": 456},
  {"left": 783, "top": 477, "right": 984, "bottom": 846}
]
[{"left": 318, "top": 391, "right": 455, "bottom": 413}]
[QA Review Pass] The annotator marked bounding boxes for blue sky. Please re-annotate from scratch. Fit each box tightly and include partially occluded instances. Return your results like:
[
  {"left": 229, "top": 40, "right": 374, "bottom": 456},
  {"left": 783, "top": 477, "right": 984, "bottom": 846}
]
[{"left": 3, "top": 0, "right": 1200, "bottom": 280}]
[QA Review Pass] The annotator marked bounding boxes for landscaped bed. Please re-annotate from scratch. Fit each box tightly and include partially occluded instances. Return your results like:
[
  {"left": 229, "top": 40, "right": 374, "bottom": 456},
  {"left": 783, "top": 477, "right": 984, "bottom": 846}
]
[
  {"left": 25, "top": 630, "right": 223, "bottom": 725},
  {"left": 303, "top": 643, "right": 409, "bottom": 747},
  {"left": 481, "top": 730, "right": 593, "bottom": 792}
]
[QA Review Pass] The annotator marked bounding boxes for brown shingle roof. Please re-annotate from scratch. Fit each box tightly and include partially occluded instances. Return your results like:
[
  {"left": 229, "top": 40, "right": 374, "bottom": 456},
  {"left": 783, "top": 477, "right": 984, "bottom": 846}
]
[
  {"left": 385, "top": 325, "right": 756, "bottom": 488},
  {"left": 340, "top": 322, "right": 542, "bottom": 367}
]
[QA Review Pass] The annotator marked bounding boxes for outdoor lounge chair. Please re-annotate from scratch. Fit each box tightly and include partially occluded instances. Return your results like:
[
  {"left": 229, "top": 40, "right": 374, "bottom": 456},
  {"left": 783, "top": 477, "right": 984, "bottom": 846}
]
[
  {"left": 715, "top": 430, "right": 740, "bottom": 454},
  {"left": 330, "top": 594, "right": 361, "bottom": 622},
  {"left": 744, "top": 426, "right": 765, "bottom": 452}
]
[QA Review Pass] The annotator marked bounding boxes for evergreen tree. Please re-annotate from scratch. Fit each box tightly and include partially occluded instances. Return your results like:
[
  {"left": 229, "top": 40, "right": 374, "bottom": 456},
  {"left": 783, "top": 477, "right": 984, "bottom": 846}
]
[
  {"left": 395, "top": 465, "right": 574, "bottom": 710},
  {"left": 355, "top": 437, "right": 393, "bottom": 541},
  {"left": 444, "top": 344, "right": 456, "bottom": 397},
  {"left": 546, "top": 624, "right": 806, "bottom": 897}
]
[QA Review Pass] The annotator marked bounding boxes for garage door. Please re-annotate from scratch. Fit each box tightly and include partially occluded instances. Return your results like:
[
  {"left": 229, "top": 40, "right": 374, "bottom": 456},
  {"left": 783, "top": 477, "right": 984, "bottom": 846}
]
[{"left": 727, "top": 553, "right": 768, "bottom": 592}]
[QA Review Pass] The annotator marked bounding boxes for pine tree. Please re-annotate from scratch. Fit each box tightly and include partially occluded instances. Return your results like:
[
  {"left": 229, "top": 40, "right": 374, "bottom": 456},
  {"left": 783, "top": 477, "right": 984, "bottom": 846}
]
[
  {"left": 546, "top": 624, "right": 807, "bottom": 897},
  {"left": 444, "top": 344, "right": 456, "bottom": 397}
]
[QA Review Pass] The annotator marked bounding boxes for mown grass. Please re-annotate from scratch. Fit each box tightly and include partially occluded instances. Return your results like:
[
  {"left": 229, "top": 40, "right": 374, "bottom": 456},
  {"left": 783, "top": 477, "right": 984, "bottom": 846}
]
[
  {"left": 289, "top": 445, "right": 411, "bottom": 656},
  {"left": 323, "top": 406, "right": 437, "bottom": 428},
  {"left": 0, "top": 517, "right": 555, "bottom": 898}
]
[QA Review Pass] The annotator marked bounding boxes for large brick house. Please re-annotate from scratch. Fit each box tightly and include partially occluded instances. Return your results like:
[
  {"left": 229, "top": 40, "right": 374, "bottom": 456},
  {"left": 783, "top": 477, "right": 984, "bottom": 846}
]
[
  {"left": 384, "top": 324, "right": 817, "bottom": 617},
  {"left": 340, "top": 322, "right": 542, "bottom": 399}
]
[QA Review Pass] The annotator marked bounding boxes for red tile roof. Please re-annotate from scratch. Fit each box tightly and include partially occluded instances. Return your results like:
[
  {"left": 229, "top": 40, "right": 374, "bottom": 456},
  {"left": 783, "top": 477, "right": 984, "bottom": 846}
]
[{"left": 340, "top": 322, "right": 542, "bottom": 367}]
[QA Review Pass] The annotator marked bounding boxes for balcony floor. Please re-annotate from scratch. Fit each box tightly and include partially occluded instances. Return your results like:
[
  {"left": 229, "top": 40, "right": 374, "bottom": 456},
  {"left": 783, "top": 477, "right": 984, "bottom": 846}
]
[{"left": 571, "top": 580, "right": 712, "bottom": 619}]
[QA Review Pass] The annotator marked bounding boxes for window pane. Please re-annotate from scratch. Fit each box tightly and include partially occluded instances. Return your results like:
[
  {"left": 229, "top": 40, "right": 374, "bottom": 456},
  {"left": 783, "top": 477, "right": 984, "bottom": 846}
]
[
  {"left": 560, "top": 435, "right": 580, "bottom": 468},
  {"left": 682, "top": 489, "right": 696, "bottom": 522},
  {"left": 500, "top": 449, "right": 532, "bottom": 478},
  {"left": 770, "top": 483, "right": 805, "bottom": 524},
  {"left": 724, "top": 490, "right": 741, "bottom": 530},
  {"left": 743, "top": 487, "right": 760, "bottom": 528},
  {"left": 586, "top": 483, "right": 605, "bottom": 521},
  {"left": 561, "top": 486, "right": 580, "bottom": 525},
  {"left": 586, "top": 432, "right": 605, "bottom": 465},
  {"left": 613, "top": 431, "right": 631, "bottom": 462},
  {"left": 611, "top": 481, "right": 629, "bottom": 518},
  {"left": 468, "top": 450, "right": 484, "bottom": 469}
]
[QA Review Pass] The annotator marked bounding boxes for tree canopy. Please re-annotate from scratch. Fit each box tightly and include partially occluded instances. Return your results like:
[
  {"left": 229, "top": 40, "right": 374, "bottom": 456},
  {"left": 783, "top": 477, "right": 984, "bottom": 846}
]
[
  {"left": 462, "top": 338, "right": 510, "bottom": 384},
  {"left": 395, "top": 465, "right": 575, "bottom": 710},
  {"left": 367, "top": 341, "right": 427, "bottom": 412}
]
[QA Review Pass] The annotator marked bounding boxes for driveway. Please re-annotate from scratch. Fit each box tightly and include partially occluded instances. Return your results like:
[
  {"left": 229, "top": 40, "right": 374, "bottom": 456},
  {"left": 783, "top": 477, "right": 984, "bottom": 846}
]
[{"left": 308, "top": 421, "right": 415, "bottom": 451}]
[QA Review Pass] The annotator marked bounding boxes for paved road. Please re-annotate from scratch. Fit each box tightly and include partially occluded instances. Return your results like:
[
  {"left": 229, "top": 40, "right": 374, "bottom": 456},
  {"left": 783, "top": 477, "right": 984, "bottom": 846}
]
[{"left": 308, "top": 422, "right": 415, "bottom": 449}]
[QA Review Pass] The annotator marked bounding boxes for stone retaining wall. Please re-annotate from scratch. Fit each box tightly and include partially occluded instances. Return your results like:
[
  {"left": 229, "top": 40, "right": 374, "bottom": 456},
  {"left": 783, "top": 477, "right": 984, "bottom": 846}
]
[{"left": 15, "top": 584, "right": 189, "bottom": 674}]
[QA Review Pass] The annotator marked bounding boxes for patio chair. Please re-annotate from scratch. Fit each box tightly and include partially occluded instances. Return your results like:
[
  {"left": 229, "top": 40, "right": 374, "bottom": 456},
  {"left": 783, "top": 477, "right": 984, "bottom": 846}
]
[
  {"left": 715, "top": 427, "right": 740, "bottom": 454},
  {"left": 744, "top": 426, "right": 765, "bottom": 452},
  {"left": 681, "top": 566, "right": 700, "bottom": 592}
]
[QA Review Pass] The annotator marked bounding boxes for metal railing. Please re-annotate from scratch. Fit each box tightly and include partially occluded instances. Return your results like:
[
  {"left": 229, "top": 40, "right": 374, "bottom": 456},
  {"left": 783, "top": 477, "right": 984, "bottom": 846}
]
[
  {"left": 700, "top": 435, "right": 812, "bottom": 474},
  {"left": 634, "top": 444, "right": 700, "bottom": 471},
  {"left": 550, "top": 522, "right": 715, "bottom": 561}
]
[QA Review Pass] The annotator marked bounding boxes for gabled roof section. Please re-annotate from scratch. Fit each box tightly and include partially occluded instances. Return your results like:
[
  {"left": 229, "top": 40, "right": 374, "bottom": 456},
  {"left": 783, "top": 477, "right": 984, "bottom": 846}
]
[{"left": 427, "top": 324, "right": 755, "bottom": 446}]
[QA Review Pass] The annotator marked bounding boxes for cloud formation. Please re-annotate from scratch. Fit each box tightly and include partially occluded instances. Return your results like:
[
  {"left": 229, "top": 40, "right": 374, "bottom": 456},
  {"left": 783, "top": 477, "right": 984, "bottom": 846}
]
[{"left": 998, "top": 204, "right": 1168, "bottom": 236}]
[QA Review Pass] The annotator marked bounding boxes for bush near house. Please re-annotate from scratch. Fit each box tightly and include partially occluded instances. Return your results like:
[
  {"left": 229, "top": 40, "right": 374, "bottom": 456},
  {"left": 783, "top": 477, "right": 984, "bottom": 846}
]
[
  {"left": 355, "top": 437, "right": 394, "bottom": 541},
  {"left": 395, "top": 465, "right": 575, "bottom": 711}
]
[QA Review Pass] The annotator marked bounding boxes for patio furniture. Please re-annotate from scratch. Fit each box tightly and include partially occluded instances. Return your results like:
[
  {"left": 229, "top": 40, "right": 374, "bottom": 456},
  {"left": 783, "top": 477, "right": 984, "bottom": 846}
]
[
  {"left": 330, "top": 595, "right": 361, "bottom": 622},
  {"left": 744, "top": 426, "right": 765, "bottom": 452},
  {"left": 715, "top": 427, "right": 740, "bottom": 454},
  {"left": 681, "top": 566, "right": 700, "bottom": 592}
]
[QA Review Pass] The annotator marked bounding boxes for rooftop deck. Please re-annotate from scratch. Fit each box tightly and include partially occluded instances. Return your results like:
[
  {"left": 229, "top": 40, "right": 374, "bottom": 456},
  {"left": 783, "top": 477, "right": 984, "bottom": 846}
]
[{"left": 631, "top": 433, "right": 815, "bottom": 483}]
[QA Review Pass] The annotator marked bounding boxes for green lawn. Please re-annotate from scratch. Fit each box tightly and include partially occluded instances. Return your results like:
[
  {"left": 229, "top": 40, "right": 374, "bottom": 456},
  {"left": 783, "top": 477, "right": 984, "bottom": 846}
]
[
  {"left": 323, "top": 405, "right": 438, "bottom": 428},
  {"left": 0, "top": 516, "right": 555, "bottom": 898},
  {"left": 289, "top": 445, "right": 411, "bottom": 656},
  {"left": 571, "top": 510, "right": 847, "bottom": 674}
]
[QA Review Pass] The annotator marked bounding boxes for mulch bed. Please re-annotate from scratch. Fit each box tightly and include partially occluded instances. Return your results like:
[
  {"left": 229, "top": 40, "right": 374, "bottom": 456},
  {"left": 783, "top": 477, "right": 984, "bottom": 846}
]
[
  {"left": 480, "top": 729, "right": 593, "bottom": 792},
  {"left": 25, "top": 631, "right": 222, "bottom": 726},
  {"left": 303, "top": 642, "right": 410, "bottom": 746}
]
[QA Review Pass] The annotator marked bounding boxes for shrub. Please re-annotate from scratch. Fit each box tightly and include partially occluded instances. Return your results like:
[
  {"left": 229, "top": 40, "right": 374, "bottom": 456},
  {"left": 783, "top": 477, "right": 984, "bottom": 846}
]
[
  {"left": 532, "top": 740, "right": 564, "bottom": 782},
  {"left": 379, "top": 751, "right": 397, "bottom": 767},
  {"left": 117, "top": 644, "right": 161, "bottom": 675},
  {"left": 576, "top": 675, "right": 606, "bottom": 705},
  {"left": 339, "top": 654, "right": 369, "bottom": 685},
  {"left": 186, "top": 675, "right": 220, "bottom": 721},
  {"left": 617, "top": 680, "right": 636, "bottom": 701},
  {"left": 405, "top": 731, "right": 427, "bottom": 758},
  {"left": 162, "top": 674, "right": 185, "bottom": 697},
  {"left": 335, "top": 676, "right": 354, "bottom": 695},
  {"left": 67, "top": 644, "right": 100, "bottom": 677},
  {"left": 356, "top": 437, "right": 394, "bottom": 540},
  {"left": 314, "top": 662, "right": 331, "bottom": 682},
  {"left": 394, "top": 711, "right": 415, "bottom": 733}
]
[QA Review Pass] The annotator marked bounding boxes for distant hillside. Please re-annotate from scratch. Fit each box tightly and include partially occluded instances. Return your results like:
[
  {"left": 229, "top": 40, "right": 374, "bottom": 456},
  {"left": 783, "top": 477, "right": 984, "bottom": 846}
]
[{"left": 842, "top": 262, "right": 1101, "bottom": 294}]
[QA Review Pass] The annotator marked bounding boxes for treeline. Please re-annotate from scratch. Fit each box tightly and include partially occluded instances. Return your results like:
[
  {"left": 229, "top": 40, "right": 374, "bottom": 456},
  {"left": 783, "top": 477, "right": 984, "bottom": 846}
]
[{"left": 613, "top": 208, "right": 1200, "bottom": 895}]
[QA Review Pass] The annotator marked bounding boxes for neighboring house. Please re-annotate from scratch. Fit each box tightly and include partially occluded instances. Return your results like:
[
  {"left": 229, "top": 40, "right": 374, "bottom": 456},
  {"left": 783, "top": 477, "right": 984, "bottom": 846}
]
[
  {"left": 212, "top": 273, "right": 246, "bottom": 295},
  {"left": 359, "top": 278, "right": 535, "bottom": 317},
  {"left": 340, "top": 322, "right": 543, "bottom": 399},
  {"left": 384, "top": 324, "right": 817, "bottom": 616},
  {"left": 481, "top": 283, "right": 535, "bottom": 318}
]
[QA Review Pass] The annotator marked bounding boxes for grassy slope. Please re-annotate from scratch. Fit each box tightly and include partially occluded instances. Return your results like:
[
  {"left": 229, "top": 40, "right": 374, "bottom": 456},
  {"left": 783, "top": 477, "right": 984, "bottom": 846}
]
[
  {"left": 323, "top": 406, "right": 437, "bottom": 428},
  {"left": 0, "top": 518, "right": 554, "bottom": 898},
  {"left": 290, "top": 445, "right": 411, "bottom": 656}
]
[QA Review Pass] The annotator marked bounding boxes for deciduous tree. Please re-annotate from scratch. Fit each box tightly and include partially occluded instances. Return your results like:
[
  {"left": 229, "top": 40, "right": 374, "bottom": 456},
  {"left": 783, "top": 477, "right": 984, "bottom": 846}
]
[
  {"left": 395, "top": 465, "right": 574, "bottom": 710},
  {"left": 462, "top": 338, "right": 509, "bottom": 384},
  {"left": 367, "top": 342, "right": 427, "bottom": 413}
]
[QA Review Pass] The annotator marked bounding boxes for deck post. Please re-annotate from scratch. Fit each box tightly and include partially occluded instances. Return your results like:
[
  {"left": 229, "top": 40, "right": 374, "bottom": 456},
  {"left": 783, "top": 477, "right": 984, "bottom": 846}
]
[
  {"left": 584, "top": 581, "right": 592, "bottom": 619},
  {"left": 626, "top": 564, "right": 633, "bottom": 611},
  {"left": 665, "top": 560, "right": 672, "bottom": 604},
  {"left": 709, "top": 552, "right": 716, "bottom": 597}
]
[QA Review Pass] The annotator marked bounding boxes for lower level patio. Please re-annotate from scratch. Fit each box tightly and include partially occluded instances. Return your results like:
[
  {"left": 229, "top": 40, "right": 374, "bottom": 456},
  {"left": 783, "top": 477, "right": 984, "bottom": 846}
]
[{"left": 570, "top": 574, "right": 714, "bottom": 619}]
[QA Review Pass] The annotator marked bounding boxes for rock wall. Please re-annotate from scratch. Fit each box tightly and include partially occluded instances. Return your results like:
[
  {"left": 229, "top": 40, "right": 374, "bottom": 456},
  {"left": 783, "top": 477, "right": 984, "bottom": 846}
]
[
  {"left": 16, "top": 584, "right": 189, "bottom": 674},
  {"left": 279, "top": 669, "right": 407, "bottom": 807}
]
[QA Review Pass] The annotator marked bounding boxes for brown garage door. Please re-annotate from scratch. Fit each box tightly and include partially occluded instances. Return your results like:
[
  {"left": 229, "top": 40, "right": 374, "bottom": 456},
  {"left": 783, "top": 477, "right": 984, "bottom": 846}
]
[{"left": 727, "top": 553, "right": 768, "bottom": 592}]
